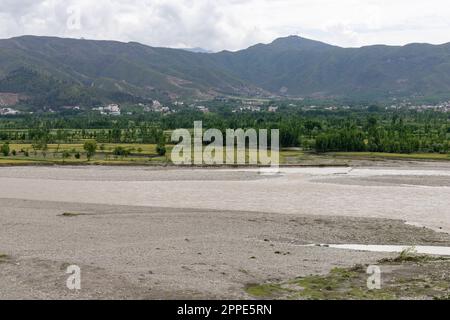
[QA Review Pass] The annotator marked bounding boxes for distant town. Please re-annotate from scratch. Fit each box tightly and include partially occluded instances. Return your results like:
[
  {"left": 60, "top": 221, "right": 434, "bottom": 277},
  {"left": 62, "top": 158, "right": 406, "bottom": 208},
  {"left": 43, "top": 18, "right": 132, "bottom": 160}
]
[{"left": 2, "top": 90, "right": 450, "bottom": 117}]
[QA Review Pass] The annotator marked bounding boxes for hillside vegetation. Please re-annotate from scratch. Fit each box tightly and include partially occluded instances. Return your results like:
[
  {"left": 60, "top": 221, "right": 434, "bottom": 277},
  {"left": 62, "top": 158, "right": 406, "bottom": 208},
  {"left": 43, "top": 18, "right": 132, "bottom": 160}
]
[{"left": 2, "top": 35, "right": 450, "bottom": 107}]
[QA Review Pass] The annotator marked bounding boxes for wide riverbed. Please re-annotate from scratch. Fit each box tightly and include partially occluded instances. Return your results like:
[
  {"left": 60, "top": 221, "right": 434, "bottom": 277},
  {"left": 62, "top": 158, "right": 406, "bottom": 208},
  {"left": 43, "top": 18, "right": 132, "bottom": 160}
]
[
  {"left": 0, "top": 163, "right": 449, "bottom": 299},
  {"left": 1, "top": 164, "right": 449, "bottom": 232}
]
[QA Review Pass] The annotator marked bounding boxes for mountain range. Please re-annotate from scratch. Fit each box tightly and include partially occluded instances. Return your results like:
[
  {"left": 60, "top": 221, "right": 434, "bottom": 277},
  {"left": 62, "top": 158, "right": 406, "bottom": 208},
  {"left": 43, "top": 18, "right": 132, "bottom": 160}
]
[{"left": 1, "top": 35, "right": 450, "bottom": 108}]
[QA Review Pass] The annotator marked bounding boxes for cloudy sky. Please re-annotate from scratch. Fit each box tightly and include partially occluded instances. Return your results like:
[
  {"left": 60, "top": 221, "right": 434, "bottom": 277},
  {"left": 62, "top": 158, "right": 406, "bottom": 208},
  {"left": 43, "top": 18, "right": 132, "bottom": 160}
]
[{"left": 1, "top": 0, "right": 450, "bottom": 51}]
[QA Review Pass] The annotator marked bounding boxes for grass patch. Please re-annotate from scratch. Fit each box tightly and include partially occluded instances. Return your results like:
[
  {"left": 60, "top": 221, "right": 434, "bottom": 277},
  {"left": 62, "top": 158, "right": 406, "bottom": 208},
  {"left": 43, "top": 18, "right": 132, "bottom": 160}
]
[
  {"left": 245, "top": 284, "right": 287, "bottom": 298},
  {"left": 290, "top": 267, "right": 395, "bottom": 300},
  {"left": 0, "top": 253, "right": 10, "bottom": 263},
  {"left": 2, "top": 144, "right": 448, "bottom": 166},
  {"left": 331, "top": 152, "right": 450, "bottom": 161},
  {"left": 379, "top": 248, "right": 449, "bottom": 264},
  {"left": 246, "top": 266, "right": 395, "bottom": 300},
  {"left": 246, "top": 258, "right": 450, "bottom": 300}
]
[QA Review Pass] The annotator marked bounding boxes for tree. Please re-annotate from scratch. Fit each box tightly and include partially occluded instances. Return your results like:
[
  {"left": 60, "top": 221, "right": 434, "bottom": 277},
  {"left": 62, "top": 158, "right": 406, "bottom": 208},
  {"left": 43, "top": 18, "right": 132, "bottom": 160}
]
[
  {"left": 83, "top": 140, "right": 97, "bottom": 161},
  {"left": 112, "top": 128, "right": 122, "bottom": 143},
  {"left": 1, "top": 143, "right": 10, "bottom": 156}
]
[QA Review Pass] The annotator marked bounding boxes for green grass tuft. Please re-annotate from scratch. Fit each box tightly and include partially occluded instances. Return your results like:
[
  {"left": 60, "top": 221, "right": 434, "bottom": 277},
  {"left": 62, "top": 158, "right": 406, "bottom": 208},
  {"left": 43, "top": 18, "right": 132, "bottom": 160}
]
[
  {"left": 0, "top": 253, "right": 10, "bottom": 263},
  {"left": 379, "top": 248, "right": 449, "bottom": 264},
  {"left": 245, "top": 258, "right": 450, "bottom": 300},
  {"left": 245, "top": 284, "right": 287, "bottom": 298}
]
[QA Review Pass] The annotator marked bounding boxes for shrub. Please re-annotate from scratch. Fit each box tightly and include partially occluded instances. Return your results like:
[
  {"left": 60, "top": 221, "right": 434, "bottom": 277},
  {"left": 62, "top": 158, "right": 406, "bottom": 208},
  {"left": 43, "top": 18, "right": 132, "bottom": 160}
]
[
  {"left": 62, "top": 150, "right": 71, "bottom": 161},
  {"left": 83, "top": 140, "right": 97, "bottom": 161},
  {"left": 1, "top": 143, "right": 10, "bottom": 156},
  {"left": 156, "top": 144, "right": 166, "bottom": 156},
  {"left": 113, "top": 146, "right": 130, "bottom": 157}
]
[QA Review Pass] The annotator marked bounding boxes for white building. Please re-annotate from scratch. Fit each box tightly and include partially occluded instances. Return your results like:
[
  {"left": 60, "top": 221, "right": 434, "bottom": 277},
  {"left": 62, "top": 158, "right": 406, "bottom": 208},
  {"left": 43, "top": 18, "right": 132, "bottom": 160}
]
[
  {"left": 0, "top": 107, "right": 20, "bottom": 115},
  {"left": 93, "top": 104, "right": 121, "bottom": 116},
  {"left": 152, "top": 100, "right": 162, "bottom": 108},
  {"left": 107, "top": 104, "right": 121, "bottom": 115},
  {"left": 196, "top": 106, "right": 210, "bottom": 113}
]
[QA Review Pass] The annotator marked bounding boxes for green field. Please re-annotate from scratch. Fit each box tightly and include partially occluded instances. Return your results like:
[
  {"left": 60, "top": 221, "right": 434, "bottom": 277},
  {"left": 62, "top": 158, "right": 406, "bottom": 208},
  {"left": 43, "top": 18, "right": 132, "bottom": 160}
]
[
  {"left": 331, "top": 152, "right": 450, "bottom": 161},
  {"left": 0, "top": 143, "right": 449, "bottom": 166},
  {"left": 1, "top": 143, "right": 280, "bottom": 166}
]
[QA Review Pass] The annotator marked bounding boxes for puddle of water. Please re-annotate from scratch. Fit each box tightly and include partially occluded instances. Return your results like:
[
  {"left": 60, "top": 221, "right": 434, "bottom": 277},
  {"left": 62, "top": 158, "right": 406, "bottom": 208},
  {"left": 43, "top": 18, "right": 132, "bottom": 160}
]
[{"left": 309, "top": 244, "right": 450, "bottom": 256}]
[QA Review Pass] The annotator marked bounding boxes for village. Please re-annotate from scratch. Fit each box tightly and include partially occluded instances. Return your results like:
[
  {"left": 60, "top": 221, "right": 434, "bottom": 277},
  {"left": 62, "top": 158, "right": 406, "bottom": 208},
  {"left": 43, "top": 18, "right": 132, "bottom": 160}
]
[{"left": 1, "top": 88, "right": 450, "bottom": 117}]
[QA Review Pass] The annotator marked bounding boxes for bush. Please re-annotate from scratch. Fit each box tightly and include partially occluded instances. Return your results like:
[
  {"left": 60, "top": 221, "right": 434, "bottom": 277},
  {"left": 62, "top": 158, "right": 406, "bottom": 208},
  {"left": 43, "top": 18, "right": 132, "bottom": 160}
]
[
  {"left": 112, "top": 146, "right": 130, "bottom": 157},
  {"left": 62, "top": 150, "right": 71, "bottom": 161},
  {"left": 1, "top": 143, "right": 10, "bottom": 156},
  {"left": 83, "top": 140, "right": 97, "bottom": 161},
  {"left": 156, "top": 144, "right": 166, "bottom": 156}
]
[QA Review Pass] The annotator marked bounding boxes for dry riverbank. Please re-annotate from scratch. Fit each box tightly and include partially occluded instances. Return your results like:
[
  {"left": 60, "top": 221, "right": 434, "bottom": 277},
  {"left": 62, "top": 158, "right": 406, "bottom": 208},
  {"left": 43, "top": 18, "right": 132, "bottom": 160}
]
[{"left": 1, "top": 199, "right": 450, "bottom": 299}]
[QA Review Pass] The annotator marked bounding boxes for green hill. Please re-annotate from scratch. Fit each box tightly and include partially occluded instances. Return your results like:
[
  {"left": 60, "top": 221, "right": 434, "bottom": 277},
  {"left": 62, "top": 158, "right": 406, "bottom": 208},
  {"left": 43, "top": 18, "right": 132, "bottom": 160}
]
[
  {"left": 212, "top": 36, "right": 450, "bottom": 100},
  {"left": 1, "top": 35, "right": 450, "bottom": 108}
]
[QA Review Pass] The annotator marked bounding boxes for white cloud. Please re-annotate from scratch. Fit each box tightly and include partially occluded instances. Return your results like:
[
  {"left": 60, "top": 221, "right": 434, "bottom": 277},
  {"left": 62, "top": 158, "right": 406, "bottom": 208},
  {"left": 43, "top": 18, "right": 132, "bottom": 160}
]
[{"left": 0, "top": 0, "right": 450, "bottom": 51}]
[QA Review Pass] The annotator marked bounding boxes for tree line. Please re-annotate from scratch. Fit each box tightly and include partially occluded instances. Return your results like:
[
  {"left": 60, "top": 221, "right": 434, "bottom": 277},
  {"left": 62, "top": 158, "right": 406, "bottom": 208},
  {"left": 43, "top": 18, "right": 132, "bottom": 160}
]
[{"left": 1, "top": 109, "right": 449, "bottom": 154}]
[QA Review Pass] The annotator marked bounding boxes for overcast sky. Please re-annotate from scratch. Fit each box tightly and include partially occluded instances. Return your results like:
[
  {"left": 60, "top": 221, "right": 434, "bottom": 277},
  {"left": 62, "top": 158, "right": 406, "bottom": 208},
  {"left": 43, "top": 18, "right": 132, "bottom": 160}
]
[{"left": 1, "top": 0, "right": 450, "bottom": 51}]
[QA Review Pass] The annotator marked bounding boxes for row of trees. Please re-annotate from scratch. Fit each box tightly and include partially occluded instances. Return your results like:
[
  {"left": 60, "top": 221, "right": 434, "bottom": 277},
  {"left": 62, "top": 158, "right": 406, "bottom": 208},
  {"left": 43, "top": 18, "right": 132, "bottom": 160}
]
[
  {"left": 315, "top": 117, "right": 449, "bottom": 153},
  {"left": 0, "top": 140, "right": 167, "bottom": 161},
  {"left": 1, "top": 109, "right": 449, "bottom": 154},
  {"left": 315, "top": 129, "right": 366, "bottom": 153},
  {"left": 0, "top": 127, "right": 166, "bottom": 145}
]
